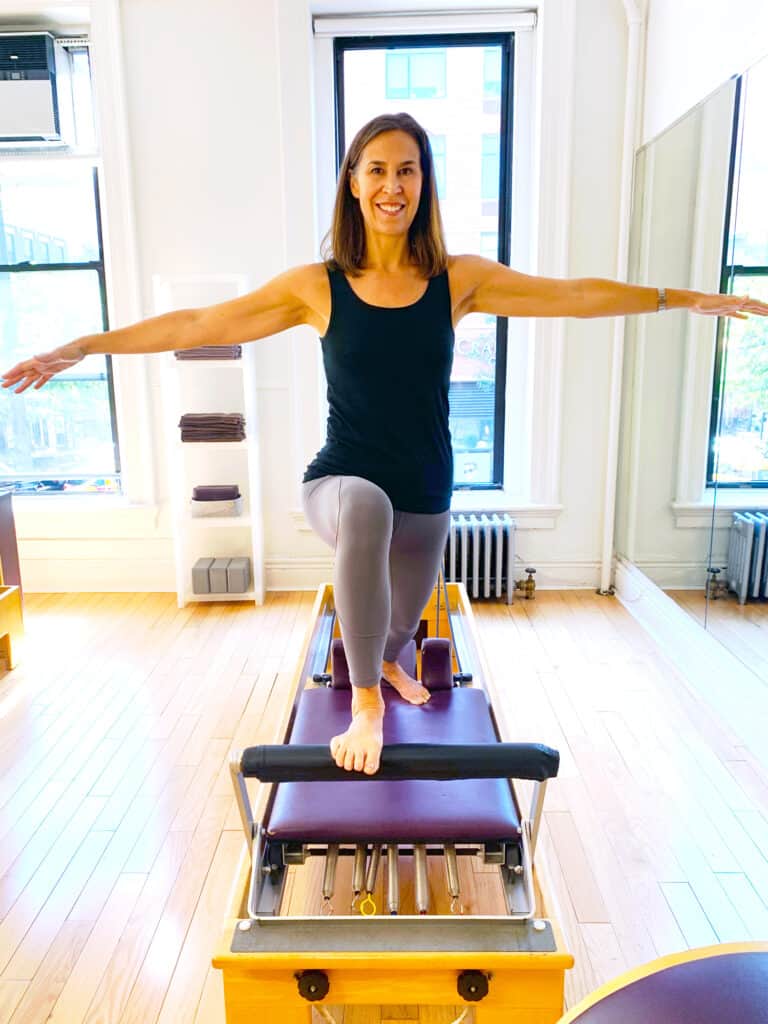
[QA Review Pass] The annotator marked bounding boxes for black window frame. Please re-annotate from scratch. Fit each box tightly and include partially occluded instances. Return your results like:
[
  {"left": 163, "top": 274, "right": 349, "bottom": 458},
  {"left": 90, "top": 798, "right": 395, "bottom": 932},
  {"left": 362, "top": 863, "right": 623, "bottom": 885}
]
[
  {"left": 333, "top": 32, "right": 515, "bottom": 493},
  {"left": 0, "top": 165, "right": 121, "bottom": 489},
  {"left": 707, "top": 74, "right": 768, "bottom": 489}
]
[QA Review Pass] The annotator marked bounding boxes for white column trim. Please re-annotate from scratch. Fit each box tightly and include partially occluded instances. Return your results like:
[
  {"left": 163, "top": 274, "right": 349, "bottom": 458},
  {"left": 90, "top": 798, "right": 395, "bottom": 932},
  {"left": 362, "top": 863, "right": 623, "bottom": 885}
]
[
  {"left": 624, "top": 144, "right": 655, "bottom": 563},
  {"left": 88, "top": 0, "right": 155, "bottom": 506},
  {"left": 599, "top": 1, "right": 647, "bottom": 592},
  {"left": 528, "top": 0, "right": 574, "bottom": 506}
]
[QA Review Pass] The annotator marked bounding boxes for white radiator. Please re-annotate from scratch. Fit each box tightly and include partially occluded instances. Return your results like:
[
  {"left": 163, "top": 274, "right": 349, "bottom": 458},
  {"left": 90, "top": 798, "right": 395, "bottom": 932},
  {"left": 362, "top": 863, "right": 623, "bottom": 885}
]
[
  {"left": 444, "top": 512, "right": 516, "bottom": 603},
  {"left": 726, "top": 511, "right": 768, "bottom": 604}
]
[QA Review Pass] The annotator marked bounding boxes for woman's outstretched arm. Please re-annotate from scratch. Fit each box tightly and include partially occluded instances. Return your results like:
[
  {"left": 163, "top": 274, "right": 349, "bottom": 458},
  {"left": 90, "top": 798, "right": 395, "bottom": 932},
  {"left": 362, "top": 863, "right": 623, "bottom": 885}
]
[
  {"left": 1, "top": 263, "right": 327, "bottom": 394},
  {"left": 451, "top": 254, "right": 768, "bottom": 322}
]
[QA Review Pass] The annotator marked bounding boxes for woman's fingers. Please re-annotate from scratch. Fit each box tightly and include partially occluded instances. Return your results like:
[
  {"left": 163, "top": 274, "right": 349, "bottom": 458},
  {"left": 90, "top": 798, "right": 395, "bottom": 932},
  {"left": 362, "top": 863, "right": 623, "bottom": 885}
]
[
  {"left": 2, "top": 346, "right": 85, "bottom": 392},
  {"left": 11, "top": 374, "right": 40, "bottom": 395}
]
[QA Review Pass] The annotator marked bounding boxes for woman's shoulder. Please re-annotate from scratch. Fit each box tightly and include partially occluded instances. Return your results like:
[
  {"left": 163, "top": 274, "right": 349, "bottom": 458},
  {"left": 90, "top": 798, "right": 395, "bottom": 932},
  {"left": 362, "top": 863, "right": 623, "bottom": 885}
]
[
  {"left": 278, "top": 262, "right": 331, "bottom": 334},
  {"left": 446, "top": 253, "right": 496, "bottom": 304}
]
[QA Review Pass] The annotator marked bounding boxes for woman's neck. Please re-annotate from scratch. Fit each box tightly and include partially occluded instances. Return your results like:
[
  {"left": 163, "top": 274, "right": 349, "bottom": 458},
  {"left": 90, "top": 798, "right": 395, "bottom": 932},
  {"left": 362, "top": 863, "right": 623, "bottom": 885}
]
[{"left": 362, "top": 231, "right": 412, "bottom": 273}]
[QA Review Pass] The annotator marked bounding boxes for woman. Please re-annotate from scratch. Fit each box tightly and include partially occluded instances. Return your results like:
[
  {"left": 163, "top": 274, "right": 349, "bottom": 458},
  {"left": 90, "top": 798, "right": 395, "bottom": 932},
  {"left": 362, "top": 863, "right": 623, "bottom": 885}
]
[{"left": 3, "top": 112, "right": 766, "bottom": 776}]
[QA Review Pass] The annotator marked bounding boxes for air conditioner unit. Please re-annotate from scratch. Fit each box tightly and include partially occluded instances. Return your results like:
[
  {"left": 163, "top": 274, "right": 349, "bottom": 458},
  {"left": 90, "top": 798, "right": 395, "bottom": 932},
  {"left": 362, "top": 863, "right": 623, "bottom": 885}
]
[{"left": 0, "top": 32, "right": 60, "bottom": 142}]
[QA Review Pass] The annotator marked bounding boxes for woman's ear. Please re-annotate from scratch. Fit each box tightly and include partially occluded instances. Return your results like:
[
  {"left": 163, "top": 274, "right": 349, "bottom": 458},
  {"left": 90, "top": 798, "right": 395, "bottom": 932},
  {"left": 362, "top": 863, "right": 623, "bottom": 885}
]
[{"left": 349, "top": 171, "right": 360, "bottom": 198}]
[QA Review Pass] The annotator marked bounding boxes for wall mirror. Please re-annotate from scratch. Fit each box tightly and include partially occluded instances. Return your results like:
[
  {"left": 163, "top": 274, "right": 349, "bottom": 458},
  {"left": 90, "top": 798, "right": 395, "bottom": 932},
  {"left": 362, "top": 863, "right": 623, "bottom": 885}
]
[{"left": 617, "top": 51, "right": 768, "bottom": 679}]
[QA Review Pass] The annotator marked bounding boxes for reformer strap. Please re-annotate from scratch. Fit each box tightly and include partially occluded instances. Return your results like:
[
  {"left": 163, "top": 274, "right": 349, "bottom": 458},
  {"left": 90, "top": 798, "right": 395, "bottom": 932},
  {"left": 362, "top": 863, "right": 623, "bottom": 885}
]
[{"left": 239, "top": 742, "right": 559, "bottom": 782}]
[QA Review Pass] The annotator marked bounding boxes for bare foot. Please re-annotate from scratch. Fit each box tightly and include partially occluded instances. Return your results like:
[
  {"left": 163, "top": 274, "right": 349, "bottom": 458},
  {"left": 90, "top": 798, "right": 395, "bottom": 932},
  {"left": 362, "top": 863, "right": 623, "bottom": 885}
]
[
  {"left": 382, "top": 659, "right": 431, "bottom": 705},
  {"left": 330, "top": 684, "right": 385, "bottom": 774}
]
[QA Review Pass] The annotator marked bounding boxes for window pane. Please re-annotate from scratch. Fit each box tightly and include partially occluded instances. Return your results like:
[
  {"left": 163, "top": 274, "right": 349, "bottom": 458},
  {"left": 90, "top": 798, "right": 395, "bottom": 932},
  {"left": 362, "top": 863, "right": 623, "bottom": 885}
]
[
  {"left": 385, "top": 52, "right": 409, "bottom": 99},
  {"left": 481, "top": 133, "right": 500, "bottom": 199},
  {"left": 410, "top": 50, "right": 446, "bottom": 99},
  {"left": 483, "top": 47, "right": 502, "bottom": 97},
  {"left": 480, "top": 231, "right": 498, "bottom": 260},
  {"left": 0, "top": 166, "right": 100, "bottom": 266},
  {"left": 713, "top": 273, "right": 768, "bottom": 483},
  {"left": 732, "top": 57, "right": 768, "bottom": 267},
  {"left": 341, "top": 44, "right": 507, "bottom": 489},
  {"left": 0, "top": 269, "right": 119, "bottom": 491},
  {"left": 429, "top": 133, "right": 446, "bottom": 199}
]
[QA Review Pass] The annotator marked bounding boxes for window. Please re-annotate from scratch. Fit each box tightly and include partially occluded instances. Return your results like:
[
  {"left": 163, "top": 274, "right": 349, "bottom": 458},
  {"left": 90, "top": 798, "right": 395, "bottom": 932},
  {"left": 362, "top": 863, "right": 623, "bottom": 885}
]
[
  {"left": 0, "top": 42, "right": 120, "bottom": 495},
  {"left": 335, "top": 36, "right": 513, "bottom": 491},
  {"left": 481, "top": 133, "right": 500, "bottom": 200},
  {"left": 385, "top": 48, "right": 446, "bottom": 100},
  {"left": 480, "top": 231, "right": 498, "bottom": 261},
  {"left": 429, "top": 133, "right": 446, "bottom": 199},
  {"left": 483, "top": 47, "right": 502, "bottom": 97},
  {"left": 709, "top": 61, "right": 768, "bottom": 486}
]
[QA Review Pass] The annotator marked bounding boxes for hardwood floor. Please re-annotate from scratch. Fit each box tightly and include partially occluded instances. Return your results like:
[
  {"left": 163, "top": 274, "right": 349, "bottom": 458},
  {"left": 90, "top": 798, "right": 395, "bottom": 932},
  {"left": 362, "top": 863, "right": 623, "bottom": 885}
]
[
  {"left": 670, "top": 588, "right": 768, "bottom": 685},
  {"left": 1, "top": 589, "right": 768, "bottom": 1023}
]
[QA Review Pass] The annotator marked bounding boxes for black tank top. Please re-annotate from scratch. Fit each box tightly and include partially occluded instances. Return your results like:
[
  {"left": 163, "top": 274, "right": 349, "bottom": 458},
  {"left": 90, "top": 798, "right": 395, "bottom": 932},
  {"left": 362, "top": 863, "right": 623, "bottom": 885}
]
[{"left": 302, "top": 266, "right": 455, "bottom": 513}]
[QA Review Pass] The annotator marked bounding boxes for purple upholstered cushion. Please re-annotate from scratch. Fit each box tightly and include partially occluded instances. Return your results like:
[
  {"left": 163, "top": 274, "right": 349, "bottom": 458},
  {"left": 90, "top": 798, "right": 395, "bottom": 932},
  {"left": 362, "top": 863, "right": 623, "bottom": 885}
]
[
  {"left": 267, "top": 687, "right": 521, "bottom": 842},
  {"left": 567, "top": 951, "right": 768, "bottom": 1024}
]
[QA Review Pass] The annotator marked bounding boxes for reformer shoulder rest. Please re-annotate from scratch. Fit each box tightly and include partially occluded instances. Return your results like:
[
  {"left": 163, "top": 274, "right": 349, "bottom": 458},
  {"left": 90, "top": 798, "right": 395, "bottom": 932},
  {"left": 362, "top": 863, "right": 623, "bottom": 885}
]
[{"left": 239, "top": 742, "right": 559, "bottom": 783}]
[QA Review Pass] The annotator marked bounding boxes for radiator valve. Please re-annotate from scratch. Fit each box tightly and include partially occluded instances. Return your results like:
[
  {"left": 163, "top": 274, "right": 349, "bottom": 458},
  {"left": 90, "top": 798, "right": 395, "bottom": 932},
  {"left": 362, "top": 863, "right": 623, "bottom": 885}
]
[
  {"left": 515, "top": 568, "right": 536, "bottom": 600},
  {"left": 706, "top": 566, "right": 727, "bottom": 600}
]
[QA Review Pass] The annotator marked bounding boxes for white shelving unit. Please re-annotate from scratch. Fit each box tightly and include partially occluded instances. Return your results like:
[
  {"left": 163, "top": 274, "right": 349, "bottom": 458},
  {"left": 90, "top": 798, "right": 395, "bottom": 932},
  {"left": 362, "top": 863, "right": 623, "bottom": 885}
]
[{"left": 154, "top": 274, "right": 265, "bottom": 608}]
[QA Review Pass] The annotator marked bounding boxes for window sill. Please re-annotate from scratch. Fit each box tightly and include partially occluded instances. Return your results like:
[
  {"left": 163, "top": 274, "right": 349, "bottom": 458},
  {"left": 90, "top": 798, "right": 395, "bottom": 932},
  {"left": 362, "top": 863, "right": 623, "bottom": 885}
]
[
  {"left": 672, "top": 492, "right": 768, "bottom": 528},
  {"left": 13, "top": 494, "right": 163, "bottom": 539},
  {"left": 290, "top": 495, "right": 562, "bottom": 532}
]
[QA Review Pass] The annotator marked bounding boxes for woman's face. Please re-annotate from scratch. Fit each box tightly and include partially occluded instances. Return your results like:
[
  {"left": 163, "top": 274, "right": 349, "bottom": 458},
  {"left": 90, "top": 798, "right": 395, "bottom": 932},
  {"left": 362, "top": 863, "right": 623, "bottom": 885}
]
[{"left": 349, "top": 130, "right": 423, "bottom": 239}]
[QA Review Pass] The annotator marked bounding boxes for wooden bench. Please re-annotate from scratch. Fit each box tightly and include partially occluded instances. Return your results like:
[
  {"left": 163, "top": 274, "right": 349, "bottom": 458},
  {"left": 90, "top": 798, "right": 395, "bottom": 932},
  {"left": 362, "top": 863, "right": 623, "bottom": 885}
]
[
  {"left": 0, "top": 490, "right": 23, "bottom": 670},
  {"left": 0, "top": 560, "right": 22, "bottom": 670}
]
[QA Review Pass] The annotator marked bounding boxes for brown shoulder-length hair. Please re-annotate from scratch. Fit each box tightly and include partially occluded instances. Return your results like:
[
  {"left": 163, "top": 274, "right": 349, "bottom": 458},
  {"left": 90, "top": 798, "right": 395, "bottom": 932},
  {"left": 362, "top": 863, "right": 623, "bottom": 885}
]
[{"left": 321, "top": 112, "right": 448, "bottom": 278}]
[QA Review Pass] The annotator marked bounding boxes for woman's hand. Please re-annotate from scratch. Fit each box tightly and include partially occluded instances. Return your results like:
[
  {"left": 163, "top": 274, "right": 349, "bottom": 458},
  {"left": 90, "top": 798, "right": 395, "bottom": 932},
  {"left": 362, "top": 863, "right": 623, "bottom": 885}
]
[
  {"left": 690, "top": 292, "right": 768, "bottom": 320},
  {"left": 1, "top": 342, "right": 86, "bottom": 394}
]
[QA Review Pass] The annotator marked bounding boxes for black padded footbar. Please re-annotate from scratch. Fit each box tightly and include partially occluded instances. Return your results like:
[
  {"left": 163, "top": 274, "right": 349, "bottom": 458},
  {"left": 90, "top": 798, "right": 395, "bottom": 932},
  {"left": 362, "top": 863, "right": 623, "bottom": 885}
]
[{"left": 240, "top": 742, "right": 559, "bottom": 782}]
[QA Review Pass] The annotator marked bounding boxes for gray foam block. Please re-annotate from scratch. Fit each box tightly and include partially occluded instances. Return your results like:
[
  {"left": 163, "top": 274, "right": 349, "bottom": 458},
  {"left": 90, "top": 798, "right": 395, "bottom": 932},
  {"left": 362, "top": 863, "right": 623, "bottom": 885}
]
[
  {"left": 227, "top": 557, "right": 251, "bottom": 593},
  {"left": 192, "top": 557, "right": 215, "bottom": 594},
  {"left": 209, "top": 558, "right": 231, "bottom": 594}
]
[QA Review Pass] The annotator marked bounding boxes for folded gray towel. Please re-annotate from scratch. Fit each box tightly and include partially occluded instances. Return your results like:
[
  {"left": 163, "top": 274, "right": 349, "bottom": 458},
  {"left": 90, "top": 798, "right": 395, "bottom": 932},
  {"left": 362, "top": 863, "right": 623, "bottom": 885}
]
[{"left": 174, "top": 345, "right": 242, "bottom": 360}]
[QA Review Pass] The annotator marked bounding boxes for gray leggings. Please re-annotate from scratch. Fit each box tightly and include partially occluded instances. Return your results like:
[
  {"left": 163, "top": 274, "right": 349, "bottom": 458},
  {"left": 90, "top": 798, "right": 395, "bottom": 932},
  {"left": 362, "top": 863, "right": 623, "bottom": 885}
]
[{"left": 301, "top": 475, "right": 450, "bottom": 688}]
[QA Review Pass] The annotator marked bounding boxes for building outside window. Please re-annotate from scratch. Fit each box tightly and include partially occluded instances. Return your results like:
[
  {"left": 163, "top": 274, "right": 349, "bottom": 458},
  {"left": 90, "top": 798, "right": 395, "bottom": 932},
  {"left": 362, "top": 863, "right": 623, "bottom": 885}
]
[
  {"left": 429, "top": 133, "right": 447, "bottom": 199},
  {"left": 483, "top": 46, "right": 502, "bottom": 104},
  {"left": 481, "top": 133, "right": 500, "bottom": 200},
  {"left": 337, "top": 36, "right": 513, "bottom": 490},
  {"left": 385, "top": 48, "right": 447, "bottom": 100},
  {"left": 0, "top": 39, "right": 120, "bottom": 495},
  {"left": 710, "top": 59, "right": 768, "bottom": 485}
]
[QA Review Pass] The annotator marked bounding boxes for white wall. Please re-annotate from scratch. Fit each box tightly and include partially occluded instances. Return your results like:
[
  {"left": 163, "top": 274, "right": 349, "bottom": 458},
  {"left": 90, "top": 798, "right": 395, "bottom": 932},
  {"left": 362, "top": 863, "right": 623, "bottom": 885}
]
[
  {"left": 11, "top": 0, "right": 631, "bottom": 592},
  {"left": 643, "top": 0, "right": 768, "bottom": 145}
]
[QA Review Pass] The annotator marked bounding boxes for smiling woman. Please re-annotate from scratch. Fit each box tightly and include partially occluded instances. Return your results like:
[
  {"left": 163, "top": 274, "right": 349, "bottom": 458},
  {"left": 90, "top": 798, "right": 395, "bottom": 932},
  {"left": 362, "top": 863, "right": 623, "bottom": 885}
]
[{"left": 2, "top": 110, "right": 767, "bottom": 779}]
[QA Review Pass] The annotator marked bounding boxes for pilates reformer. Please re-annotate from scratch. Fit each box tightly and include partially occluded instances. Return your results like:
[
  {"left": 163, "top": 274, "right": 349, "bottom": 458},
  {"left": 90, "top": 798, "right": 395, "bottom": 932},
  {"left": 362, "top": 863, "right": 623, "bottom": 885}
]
[{"left": 213, "top": 576, "right": 573, "bottom": 1023}]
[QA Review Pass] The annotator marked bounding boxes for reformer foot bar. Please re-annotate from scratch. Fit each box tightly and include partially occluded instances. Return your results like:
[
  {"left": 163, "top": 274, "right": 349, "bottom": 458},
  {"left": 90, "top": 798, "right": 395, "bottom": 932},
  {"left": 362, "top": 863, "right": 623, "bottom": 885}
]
[{"left": 213, "top": 582, "right": 574, "bottom": 1023}]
